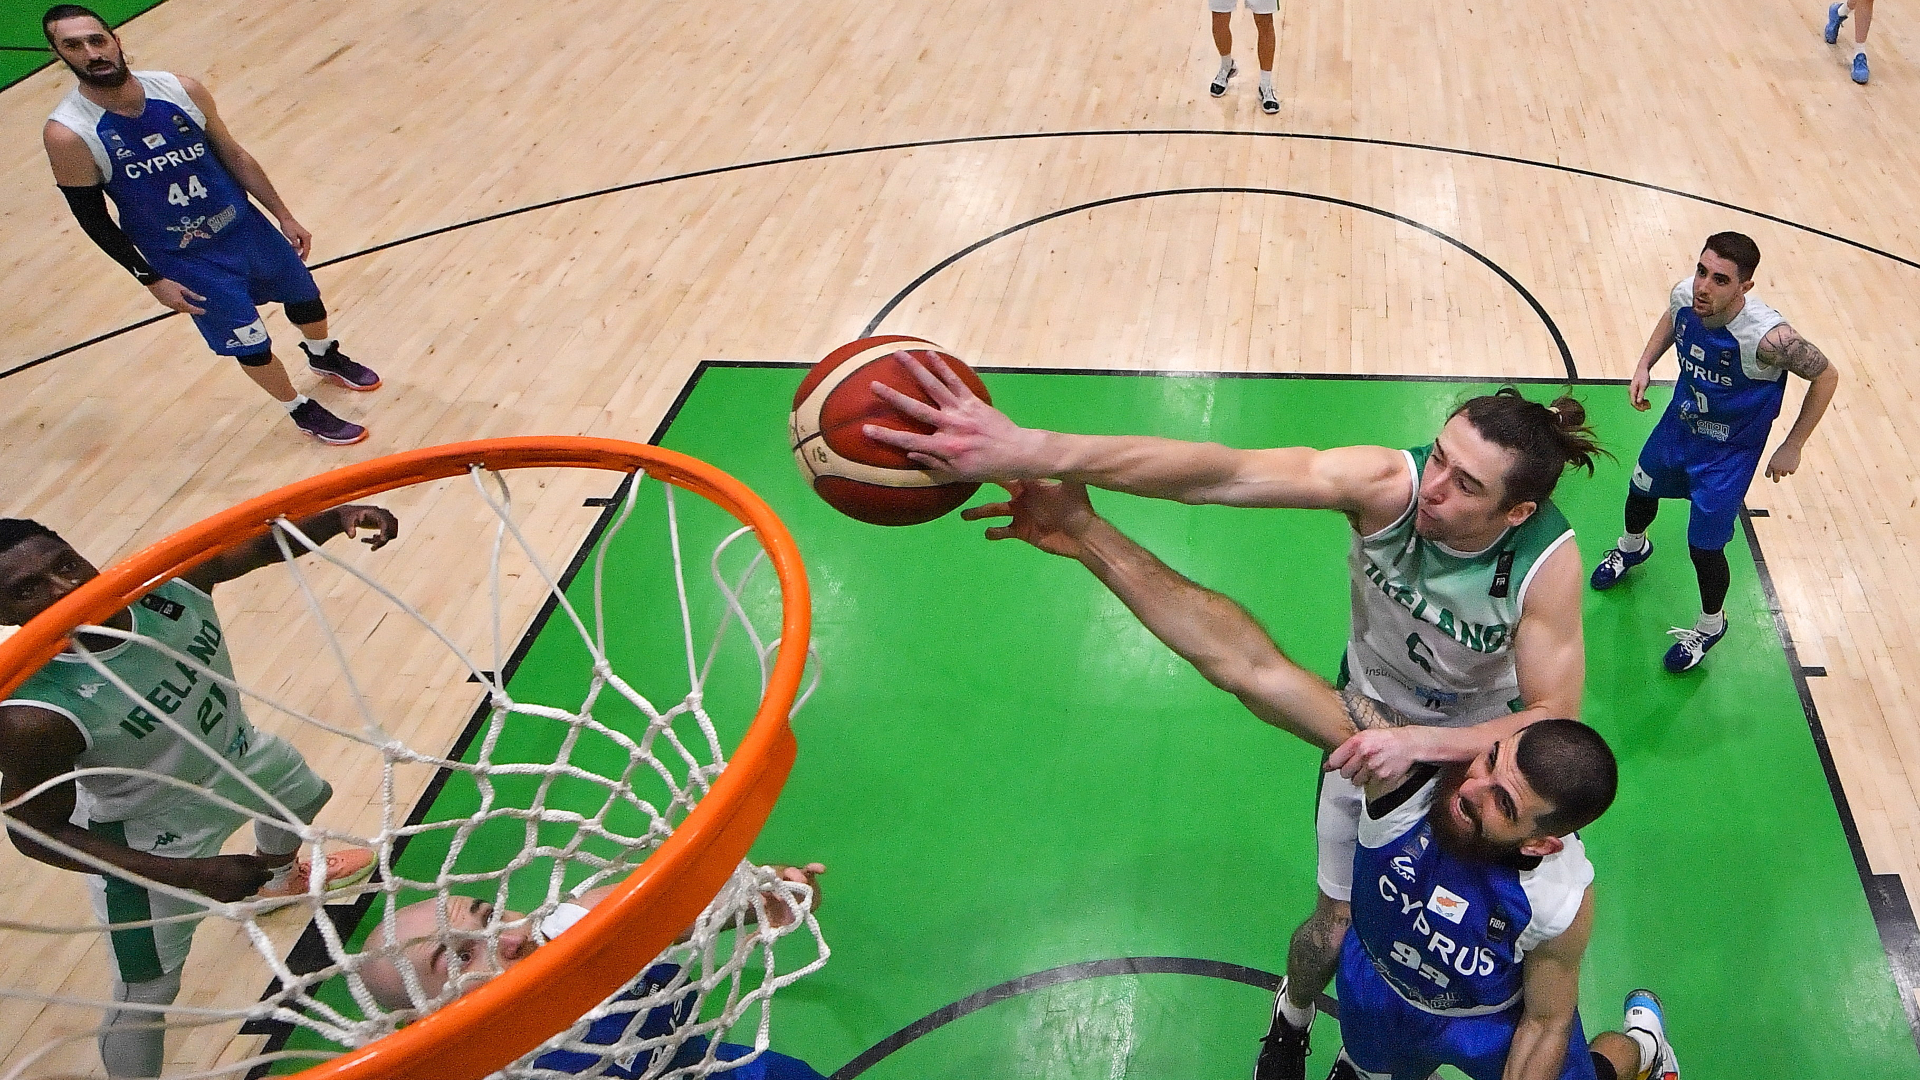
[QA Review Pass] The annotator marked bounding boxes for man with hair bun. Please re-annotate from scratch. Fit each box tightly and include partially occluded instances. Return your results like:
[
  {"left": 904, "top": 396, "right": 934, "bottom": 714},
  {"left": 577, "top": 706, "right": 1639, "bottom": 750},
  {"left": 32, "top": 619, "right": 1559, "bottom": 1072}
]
[
  {"left": 1591, "top": 232, "right": 1840, "bottom": 674},
  {"left": 868, "top": 364, "right": 1601, "bottom": 1080}
]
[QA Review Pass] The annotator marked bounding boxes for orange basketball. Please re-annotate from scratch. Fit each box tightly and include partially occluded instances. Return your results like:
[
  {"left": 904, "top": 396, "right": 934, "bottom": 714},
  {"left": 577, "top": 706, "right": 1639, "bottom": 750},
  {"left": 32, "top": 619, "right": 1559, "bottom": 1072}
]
[{"left": 790, "top": 336, "right": 991, "bottom": 526}]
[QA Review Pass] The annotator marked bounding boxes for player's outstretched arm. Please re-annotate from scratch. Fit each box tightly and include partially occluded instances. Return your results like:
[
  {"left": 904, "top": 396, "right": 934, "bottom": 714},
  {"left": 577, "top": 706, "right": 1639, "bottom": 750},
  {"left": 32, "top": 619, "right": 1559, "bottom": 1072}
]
[
  {"left": 1503, "top": 886, "right": 1594, "bottom": 1080},
  {"left": 1330, "top": 538, "right": 1584, "bottom": 781},
  {"left": 179, "top": 76, "right": 312, "bottom": 258},
  {"left": 1628, "top": 310, "right": 1677, "bottom": 412},
  {"left": 865, "top": 355, "right": 1406, "bottom": 513},
  {"left": 184, "top": 505, "right": 400, "bottom": 592},
  {"left": 0, "top": 705, "right": 274, "bottom": 900},
  {"left": 1757, "top": 323, "right": 1840, "bottom": 481},
  {"left": 965, "top": 480, "right": 1357, "bottom": 750}
]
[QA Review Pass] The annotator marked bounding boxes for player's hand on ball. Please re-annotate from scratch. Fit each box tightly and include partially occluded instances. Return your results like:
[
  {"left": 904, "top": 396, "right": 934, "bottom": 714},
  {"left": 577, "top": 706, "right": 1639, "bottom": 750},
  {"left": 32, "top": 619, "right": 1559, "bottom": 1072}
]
[
  {"left": 963, "top": 480, "right": 1097, "bottom": 559},
  {"left": 1328, "top": 729, "right": 1420, "bottom": 788},
  {"left": 185, "top": 853, "right": 276, "bottom": 903},
  {"left": 863, "top": 356, "right": 1038, "bottom": 482},
  {"left": 336, "top": 505, "right": 400, "bottom": 549},
  {"left": 147, "top": 278, "right": 207, "bottom": 315},
  {"left": 1765, "top": 443, "right": 1802, "bottom": 481}
]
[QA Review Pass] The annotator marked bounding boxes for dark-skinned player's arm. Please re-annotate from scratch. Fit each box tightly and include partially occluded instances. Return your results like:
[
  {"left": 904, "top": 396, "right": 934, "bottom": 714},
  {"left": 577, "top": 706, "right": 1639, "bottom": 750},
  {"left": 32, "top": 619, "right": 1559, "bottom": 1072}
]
[
  {"left": 1328, "top": 537, "right": 1585, "bottom": 781},
  {"left": 963, "top": 480, "right": 1357, "bottom": 752},
  {"left": 181, "top": 505, "right": 398, "bottom": 593},
  {"left": 1627, "top": 310, "right": 1678, "bottom": 412},
  {"left": 1503, "top": 886, "right": 1596, "bottom": 1080},
  {"left": 0, "top": 705, "right": 276, "bottom": 902},
  {"left": 1755, "top": 322, "right": 1840, "bottom": 482},
  {"left": 178, "top": 76, "right": 313, "bottom": 259},
  {"left": 863, "top": 355, "right": 1409, "bottom": 512}
]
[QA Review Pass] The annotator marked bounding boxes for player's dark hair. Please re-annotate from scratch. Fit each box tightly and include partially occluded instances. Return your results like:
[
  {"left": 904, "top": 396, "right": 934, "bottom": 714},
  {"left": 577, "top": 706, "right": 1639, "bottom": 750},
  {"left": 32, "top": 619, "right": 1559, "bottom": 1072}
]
[
  {"left": 1703, "top": 231, "right": 1762, "bottom": 282},
  {"left": 1449, "top": 388, "right": 1607, "bottom": 511},
  {"left": 1514, "top": 718, "right": 1618, "bottom": 837},
  {"left": 42, "top": 4, "right": 109, "bottom": 43},
  {"left": 0, "top": 519, "right": 61, "bottom": 557}
]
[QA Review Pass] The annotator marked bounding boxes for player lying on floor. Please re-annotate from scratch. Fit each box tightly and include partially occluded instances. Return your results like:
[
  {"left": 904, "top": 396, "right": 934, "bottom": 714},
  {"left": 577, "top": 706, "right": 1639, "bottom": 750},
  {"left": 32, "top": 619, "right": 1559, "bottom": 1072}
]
[
  {"left": 963, "top": 479, "right": 1679, "bottom": 1080},
  {"left": 356, "top": 863, "right": 829, "bottom": 1079}
]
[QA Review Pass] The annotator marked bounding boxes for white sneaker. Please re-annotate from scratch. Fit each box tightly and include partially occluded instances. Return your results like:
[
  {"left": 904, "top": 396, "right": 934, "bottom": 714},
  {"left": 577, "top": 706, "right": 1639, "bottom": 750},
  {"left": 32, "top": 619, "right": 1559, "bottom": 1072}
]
[
  {"left": 1624, "top": 988, "right": 1679, "bottom": 1080},
  {"left": 1211, "top": 59, "right": 1238, "bottom": 97}
]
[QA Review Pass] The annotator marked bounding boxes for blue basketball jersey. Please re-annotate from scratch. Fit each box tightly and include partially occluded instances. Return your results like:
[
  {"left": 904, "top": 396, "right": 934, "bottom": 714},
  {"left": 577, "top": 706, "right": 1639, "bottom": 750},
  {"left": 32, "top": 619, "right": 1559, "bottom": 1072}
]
[
  {"left": 1663, "top": 279, "right": 1789, "bottom": 453},
  {"left": 1351, "top": 767, "right": 1592, "bottom": 1016},
  {"left": 49, "top": 72, "right": 256, "bottom": 256}
]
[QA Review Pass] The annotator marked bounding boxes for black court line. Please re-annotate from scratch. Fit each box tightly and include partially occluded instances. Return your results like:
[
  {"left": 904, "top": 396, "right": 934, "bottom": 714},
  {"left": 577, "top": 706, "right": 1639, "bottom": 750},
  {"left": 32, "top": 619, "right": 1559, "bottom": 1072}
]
[
  {"left": 247, "top": 364, "right": 1920, "bottom": 1068},
  {"left": 861, "top": 187, "right": 1577, "bottom": 380},
  {"left": 1739, "top": 508, "right": 1920, "bottom": 1045},
  {"left": 10, "top": 128, "right": 1919, "bottom": 382},
  {"left": 828, "top": 956, "right": 1323, "bottom": 1079}
]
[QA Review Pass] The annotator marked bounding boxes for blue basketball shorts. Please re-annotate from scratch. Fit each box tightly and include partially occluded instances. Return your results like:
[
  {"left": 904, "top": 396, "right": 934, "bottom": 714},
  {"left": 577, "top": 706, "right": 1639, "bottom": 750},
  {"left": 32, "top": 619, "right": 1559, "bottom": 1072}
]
[
  {"left": 1630, "top": 414, "right": 1764, "bottom": 551},
  {"left": 145, "top": 209, "right": 321, "bottom": 357},
  {"left": 1334, "top": 935, "right": 1596, "bottom": 1080}
]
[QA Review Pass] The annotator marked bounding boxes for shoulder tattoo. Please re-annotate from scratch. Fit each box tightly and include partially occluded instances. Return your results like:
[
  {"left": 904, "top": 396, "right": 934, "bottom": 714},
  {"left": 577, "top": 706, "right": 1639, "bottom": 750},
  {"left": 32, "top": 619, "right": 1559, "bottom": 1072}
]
[{"left": 1762, "top": 326, "right": 1831, "bottom": 379}]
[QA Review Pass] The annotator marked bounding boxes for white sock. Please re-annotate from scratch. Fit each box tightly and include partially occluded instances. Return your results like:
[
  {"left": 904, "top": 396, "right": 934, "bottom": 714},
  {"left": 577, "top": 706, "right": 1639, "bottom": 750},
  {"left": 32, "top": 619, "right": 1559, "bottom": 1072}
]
[
  {"left": 283, "top": 394, "right": 310, "bottom": 413},
  {"left": 1697, "top": 609, "right": 1726, "bottom": 634},
  {"left": 1855, "top": 41, "right": 1867, "bottom": 58},
  {"left": 1260, "top": 71, "right": 1274, "bottom": 92},
  {"left": 301, "top": 336, "right": 337, "bottom": 356},
  {"left": 1618, "top": 532, "right": 1647, "bottom": 553},
  {"left": 1275, "top": 977, "right": 1315, "bottom": 1029},
  {"left": 1626, "top": 1028, "right": 1659, "bottom": 1077},
  {"left": 1218, "top": 55, "right": 1234, "bottom": 75}
]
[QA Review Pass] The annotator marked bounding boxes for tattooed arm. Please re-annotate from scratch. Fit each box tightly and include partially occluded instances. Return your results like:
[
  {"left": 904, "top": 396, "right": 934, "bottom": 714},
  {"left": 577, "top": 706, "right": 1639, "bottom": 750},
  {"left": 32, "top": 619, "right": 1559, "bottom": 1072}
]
[{"left": 1756, "top": 323, "right": 1841, "bottom": 481}]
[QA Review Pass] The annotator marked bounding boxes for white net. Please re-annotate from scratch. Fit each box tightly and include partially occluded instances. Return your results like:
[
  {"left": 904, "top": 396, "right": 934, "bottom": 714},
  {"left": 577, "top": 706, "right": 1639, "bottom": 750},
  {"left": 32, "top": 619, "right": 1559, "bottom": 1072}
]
[{"left": 0, "top": 458, "right": 827, "bottom": 1079}]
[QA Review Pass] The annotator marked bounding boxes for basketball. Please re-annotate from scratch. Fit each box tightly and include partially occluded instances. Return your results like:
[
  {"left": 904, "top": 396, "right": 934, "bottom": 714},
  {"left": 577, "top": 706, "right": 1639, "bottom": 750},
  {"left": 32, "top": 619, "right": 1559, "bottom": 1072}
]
[{"left": 790, "top": 336, "right": 992, "bottom": 526}]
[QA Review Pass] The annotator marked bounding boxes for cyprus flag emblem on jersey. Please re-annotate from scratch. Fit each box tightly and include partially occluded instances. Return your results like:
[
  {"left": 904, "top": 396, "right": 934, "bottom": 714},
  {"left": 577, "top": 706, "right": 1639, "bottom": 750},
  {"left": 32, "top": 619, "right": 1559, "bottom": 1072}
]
[{"left": 1427, "top": 885, "right": 1470, "bottom": 924}]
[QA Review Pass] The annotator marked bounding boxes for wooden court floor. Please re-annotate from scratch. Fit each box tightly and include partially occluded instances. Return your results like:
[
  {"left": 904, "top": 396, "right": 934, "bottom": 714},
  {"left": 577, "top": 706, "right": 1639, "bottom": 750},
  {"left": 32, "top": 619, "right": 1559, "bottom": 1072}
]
[{"left": 1, "top": 0, "right": 1918, "bottom": 1074}]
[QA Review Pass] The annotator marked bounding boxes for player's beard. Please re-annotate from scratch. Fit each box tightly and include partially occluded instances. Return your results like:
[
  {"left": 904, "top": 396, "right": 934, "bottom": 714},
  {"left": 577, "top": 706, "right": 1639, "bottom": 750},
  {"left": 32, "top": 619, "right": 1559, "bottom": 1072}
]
[
  {"left": 68, "top": 52, "right": 131, "bottom": 89},
  {"left": 1427, "top": 766, "right": 1522, "bottom": 864}
]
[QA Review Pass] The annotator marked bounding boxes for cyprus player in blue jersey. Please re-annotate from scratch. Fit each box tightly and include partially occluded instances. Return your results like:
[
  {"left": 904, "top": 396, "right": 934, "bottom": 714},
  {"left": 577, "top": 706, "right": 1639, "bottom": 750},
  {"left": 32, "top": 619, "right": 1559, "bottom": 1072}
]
[
  {"left": 1590, "top": 233, "right": 1840, "bottom": 673},
  {"left": 966, "top": 479, "right": 1680, "bottom": 1080},
  {"left": 41, "top": 5, "right": 379, "bottom": 446}
]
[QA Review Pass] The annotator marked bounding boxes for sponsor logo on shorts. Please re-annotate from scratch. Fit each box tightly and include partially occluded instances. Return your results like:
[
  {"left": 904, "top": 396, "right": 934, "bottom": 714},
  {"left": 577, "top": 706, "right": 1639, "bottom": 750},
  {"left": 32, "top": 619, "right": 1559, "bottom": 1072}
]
[
  {"left": 1427, "top": 885, "right": 1470, "bottom": 923},
  {"left": 1631, "top": 463, "right": 1653, "bottom": 491},
  {"left": 151, "top": 831, "right": 181, "bottom": 847},
  {"left": 225, "top": 319, "right": 269, "bottom": 350},
  {"left": 76, "top": 681, "right": 106, "bottom": 699},
  {"left": 142, "top": 132, "right": 166, "bottom": 149}
]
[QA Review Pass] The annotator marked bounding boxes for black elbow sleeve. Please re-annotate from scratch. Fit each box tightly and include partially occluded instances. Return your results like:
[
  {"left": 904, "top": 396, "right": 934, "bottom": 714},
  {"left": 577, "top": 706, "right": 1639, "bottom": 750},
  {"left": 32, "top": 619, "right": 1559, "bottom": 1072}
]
[{"left": 59, "top": 184, "right": 159, "bottom": 284}]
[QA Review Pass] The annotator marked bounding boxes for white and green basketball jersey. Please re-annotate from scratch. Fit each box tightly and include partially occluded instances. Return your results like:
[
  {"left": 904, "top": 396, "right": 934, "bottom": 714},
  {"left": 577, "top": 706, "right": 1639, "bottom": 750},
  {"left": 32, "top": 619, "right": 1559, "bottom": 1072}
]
[
  {"left": 1344, "top": 446, "right": 1575, "bottom": 727},
  {"left": 2, "top": 578, "right": 254, "bottom": 822}
]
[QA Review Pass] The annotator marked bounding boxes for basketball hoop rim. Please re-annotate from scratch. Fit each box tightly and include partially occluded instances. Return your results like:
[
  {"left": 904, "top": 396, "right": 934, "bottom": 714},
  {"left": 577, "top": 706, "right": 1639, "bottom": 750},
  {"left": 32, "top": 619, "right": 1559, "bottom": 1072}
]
[{"left": 0, "top": 437, "right": 812, "bottom": 1080}]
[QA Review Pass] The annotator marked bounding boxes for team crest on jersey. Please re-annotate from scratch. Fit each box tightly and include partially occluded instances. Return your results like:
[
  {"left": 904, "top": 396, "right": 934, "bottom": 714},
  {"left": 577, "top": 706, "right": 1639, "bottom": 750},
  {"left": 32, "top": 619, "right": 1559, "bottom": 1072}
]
[
  {"left": 142, "top": 132, "right": 166, "bottom": 149},
  {"left": 171, "top": 113, "right": 193, "bottom": 135},
  {"left": 1718, "top": 348, "right": 1736, "bottom": 367},
  {"left": 1426, "top": 885, "right": 1470, "bottom": 923},
  {"left": 76, "top": 681, "right": 106, "bottom": 700}
]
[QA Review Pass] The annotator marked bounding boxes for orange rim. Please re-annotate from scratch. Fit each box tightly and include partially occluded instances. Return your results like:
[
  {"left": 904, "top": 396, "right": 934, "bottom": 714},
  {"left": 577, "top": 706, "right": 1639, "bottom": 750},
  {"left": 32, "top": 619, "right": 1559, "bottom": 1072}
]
[{"left": 0, "top": 437, "right": 810, "bottom": 1080}]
